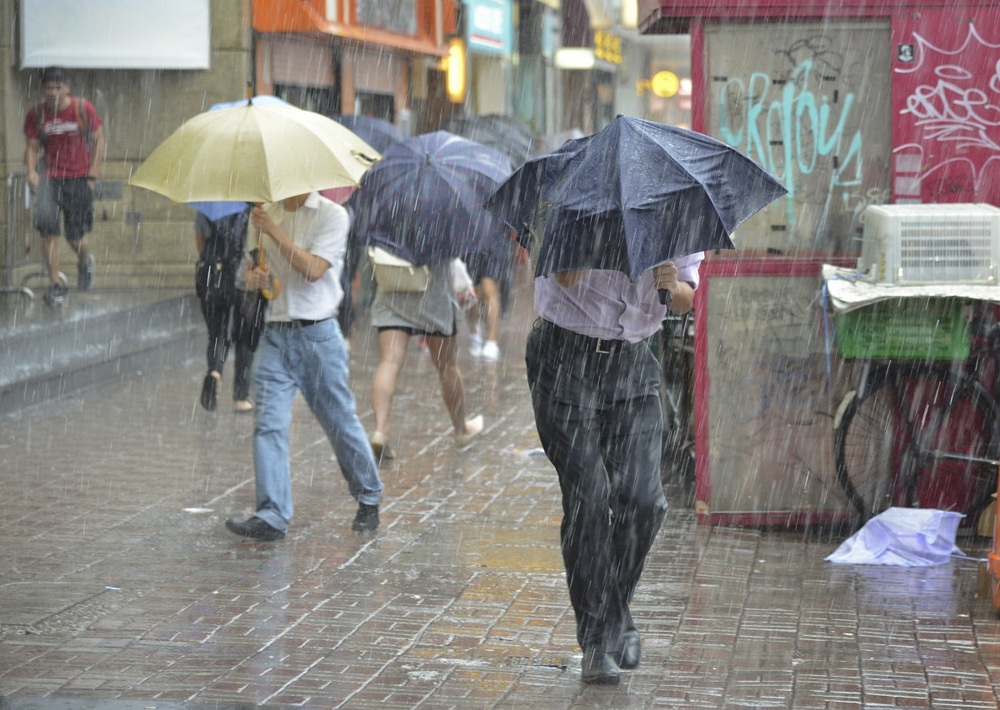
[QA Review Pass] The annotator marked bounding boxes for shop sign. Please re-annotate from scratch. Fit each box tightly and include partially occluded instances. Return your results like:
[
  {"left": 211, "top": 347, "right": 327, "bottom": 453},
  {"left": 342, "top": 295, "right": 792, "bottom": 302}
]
[
  {"left": 465, "top": 0, "right": 512, "bottom": 56},
  {"left": 594, "top": 30, "right": 622, "bottom": 65},
  {"left": 357, "top": 0, "right": 417, "bottom": 35}
]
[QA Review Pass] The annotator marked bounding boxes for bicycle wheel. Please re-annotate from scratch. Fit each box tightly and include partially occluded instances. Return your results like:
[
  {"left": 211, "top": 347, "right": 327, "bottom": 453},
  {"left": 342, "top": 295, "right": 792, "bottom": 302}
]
[
  {"left": 834, "top": 369, "right": 903, "bottom": 521},
  {"left": 835, "top": 366, "right": 1000, "bottom": 525},
  {"left": 910, "top": 376, "right": 1000, "bottom": 527}
]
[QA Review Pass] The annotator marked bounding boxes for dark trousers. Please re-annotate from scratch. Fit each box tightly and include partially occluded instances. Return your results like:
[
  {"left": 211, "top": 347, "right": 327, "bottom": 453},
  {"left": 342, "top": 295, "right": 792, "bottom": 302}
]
[
  {"left": 525, "top": 319, "right": 667, "bottom": 652},
  {"left": 197, "top": 262, "right": 259, "bottom": 402}
]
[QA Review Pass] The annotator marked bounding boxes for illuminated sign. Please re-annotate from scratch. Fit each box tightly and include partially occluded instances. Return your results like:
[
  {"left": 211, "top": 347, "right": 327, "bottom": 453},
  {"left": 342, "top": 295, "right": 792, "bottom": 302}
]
[
  {"left": 651, "top": 70, "right": 680, "bottom": 98},
  {"left": 593, "top": 30, "right": 622, "bottom": 65},
  {"left": 465, "top": 0, "right": 512, "bottom": 56}
]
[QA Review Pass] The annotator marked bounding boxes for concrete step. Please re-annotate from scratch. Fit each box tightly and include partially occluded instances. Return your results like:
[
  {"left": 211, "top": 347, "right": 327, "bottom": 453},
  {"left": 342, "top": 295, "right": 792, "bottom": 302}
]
[{"left": 0, "top": 289, "right": 204, "bottom": 417}]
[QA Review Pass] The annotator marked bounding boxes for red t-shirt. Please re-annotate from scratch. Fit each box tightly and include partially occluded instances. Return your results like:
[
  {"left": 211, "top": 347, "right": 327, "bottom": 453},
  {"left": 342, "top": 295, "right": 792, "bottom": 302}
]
[{"left": 23, "top": 98, "right": 102, "bottom": 179}]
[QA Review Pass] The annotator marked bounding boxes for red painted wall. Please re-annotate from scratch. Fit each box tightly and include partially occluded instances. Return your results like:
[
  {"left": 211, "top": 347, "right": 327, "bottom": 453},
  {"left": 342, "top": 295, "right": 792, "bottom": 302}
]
[
  {"left": 892, "top": 7, "right": 1000, "bottom": 203},
  {"left": 647, "top": 2, "right": 1000, "bottom": 206}
]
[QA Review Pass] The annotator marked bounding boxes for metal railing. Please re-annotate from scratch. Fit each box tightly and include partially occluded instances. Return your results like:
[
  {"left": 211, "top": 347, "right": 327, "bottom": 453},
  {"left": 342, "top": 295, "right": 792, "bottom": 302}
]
[{"left": 4, "top": 173, "right": 61, "bottom": 298}]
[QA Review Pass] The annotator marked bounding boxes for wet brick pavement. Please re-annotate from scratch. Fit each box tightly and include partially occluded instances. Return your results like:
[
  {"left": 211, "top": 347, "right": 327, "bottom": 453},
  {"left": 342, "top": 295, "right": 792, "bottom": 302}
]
[{"left": 2, "top": 279, "right": 1000, "bottom": 708}]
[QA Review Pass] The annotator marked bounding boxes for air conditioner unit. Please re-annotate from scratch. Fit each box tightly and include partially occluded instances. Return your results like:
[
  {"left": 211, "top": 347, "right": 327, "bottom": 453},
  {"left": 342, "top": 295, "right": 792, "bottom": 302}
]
[{"left": 857, "top": 203, "right": 1000, "bottom": 284}]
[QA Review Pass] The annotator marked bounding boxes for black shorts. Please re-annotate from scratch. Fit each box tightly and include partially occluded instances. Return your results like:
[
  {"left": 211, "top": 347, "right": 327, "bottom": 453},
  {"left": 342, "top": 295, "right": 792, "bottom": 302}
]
[
  {"left": 377, "top": 319, "right": 455, "bottom": 338},
  {"left": 33, "top": 177, "right": 94, "bottom": 242}
]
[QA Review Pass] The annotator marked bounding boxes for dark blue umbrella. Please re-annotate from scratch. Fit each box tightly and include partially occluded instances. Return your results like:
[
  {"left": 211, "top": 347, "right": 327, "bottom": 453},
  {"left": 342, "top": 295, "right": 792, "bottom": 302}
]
[
  {"left": 349, "top": 131, "right": 512, "bottom": 266},
  {"left": 446, "top": 114, "right": 535, "bottom": 169},
  {"left": 333, "top": 115, "right": 401, "bottom": 154},
  {"left": 483, "top": 115, "right": 787, "bottom": 282}
]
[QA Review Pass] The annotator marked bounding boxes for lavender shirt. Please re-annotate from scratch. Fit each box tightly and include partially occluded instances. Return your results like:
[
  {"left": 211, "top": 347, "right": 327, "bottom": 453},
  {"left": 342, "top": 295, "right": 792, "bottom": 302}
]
[{"left": 534, "top": 253, "right": 705, "bottom": 343}]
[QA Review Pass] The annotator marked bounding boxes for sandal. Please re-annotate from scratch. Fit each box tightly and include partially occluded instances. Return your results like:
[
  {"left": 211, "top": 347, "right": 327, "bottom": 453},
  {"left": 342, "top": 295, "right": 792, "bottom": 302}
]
[
  {"left": 370, "top": 431, "right": 395, "bottom": 463},
  {"left": 233, "top": 400, "right": 254, "bottom": 413},
  {"left": 200, "top": 371, "right": 221, "bottom": 411}
]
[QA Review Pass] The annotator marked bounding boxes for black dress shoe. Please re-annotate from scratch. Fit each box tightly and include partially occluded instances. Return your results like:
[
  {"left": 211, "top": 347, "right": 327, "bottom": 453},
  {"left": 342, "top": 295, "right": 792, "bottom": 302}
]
[
  {"left": 225, "top": 516, "right": 285, "bottom": 541},
  {"left": 200, "top": 373, "right": 218, "bottom": 411},
  {"left": 581, "top": 649, "right": 620, "bottom": 685},
  {"left": 351, "top": 503, "right": 379, "bottom": 533},
  {"left": 616, "top": 630, "right": 642, "bottom": 670}
]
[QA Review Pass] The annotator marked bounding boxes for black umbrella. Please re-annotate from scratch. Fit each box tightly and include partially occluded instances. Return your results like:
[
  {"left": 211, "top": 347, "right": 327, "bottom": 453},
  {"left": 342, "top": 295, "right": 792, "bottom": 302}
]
[
  {"left": 332, "top": 114, "right": 402, "bottom": 153},
  {"left": 528, "top": 128, "right": 586, "bottom": 159},
  {"left": 483, "top": 115, "right": 787, "bottom": 283},
  {"left": 349, "top": 131, "right": 511, "bottom": 266},
  {"left": 445, "top": 114, "right": 536, "bottom": 169}
]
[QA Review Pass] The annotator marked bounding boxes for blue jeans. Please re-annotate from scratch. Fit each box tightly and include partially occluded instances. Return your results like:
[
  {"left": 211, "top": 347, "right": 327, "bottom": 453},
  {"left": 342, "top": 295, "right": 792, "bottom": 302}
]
[{"left": 252, "top": 319, "right": 382, "bottom": 532}]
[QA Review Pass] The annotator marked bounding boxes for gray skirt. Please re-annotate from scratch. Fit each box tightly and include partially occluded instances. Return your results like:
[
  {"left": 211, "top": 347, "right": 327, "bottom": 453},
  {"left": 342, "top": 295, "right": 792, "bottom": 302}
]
[{"left": 370, "top": 261, "right": 458, "bottom": 336}]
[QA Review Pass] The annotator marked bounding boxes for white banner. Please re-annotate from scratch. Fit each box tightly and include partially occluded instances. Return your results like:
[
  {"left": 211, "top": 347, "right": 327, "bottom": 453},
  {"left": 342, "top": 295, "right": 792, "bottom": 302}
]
[{"left": 21, "top": 0, "right": 210, "bottom": 70}]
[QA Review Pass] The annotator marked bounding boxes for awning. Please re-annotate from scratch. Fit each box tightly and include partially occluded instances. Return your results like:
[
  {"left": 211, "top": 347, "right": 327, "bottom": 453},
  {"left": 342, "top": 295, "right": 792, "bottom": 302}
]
[
  {"left": 581, "top": 0, "right": 617, "bottom": 29},
  {"left": 253, "top": 0, "right": 452, "bottom": 57}
]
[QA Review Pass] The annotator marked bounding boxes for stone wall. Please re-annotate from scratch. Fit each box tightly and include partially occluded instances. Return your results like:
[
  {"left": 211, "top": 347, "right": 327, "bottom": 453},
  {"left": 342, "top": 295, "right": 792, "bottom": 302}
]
[{"left": 0, "top": 0, "right": 253, "bottom": 290}]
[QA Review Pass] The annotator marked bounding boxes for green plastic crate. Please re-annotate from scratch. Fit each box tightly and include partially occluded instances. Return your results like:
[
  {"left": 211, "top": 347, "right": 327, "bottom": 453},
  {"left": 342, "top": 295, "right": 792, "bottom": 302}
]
[{"left": 834, "top": 298, "right": 970, "bottom": 360}]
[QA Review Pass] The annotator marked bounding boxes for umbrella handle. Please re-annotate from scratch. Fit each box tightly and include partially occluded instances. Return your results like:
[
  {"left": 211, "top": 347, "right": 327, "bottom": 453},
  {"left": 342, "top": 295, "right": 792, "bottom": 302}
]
[
  {"left": 658, "top": 288, "right": 673, "bottom": 307},
  {"left": 256, "top": 247, "right": 281, "bottom": 300}
]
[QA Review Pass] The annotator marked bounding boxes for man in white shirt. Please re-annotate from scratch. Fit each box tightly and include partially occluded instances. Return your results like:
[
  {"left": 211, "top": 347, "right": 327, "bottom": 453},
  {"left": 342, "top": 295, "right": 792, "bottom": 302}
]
[{"left": 225, "top": 192, "right": 383, "bottom": 541}]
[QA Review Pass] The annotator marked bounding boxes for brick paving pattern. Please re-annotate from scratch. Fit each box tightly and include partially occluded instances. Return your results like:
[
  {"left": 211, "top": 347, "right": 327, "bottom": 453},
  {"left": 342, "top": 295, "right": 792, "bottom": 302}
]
[{"left": 2, "top": 280, "right": 1000, "bottom": 708}]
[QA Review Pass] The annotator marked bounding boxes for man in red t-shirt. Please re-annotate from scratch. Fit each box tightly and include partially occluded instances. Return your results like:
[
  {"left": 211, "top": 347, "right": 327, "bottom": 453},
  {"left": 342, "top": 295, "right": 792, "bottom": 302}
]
[{"left": 23, "top": 67, "right": 105, "bottom": 305}]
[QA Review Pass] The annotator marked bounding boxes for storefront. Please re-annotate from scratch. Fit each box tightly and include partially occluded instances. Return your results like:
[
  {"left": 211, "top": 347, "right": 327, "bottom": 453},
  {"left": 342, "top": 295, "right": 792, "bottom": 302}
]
[
  {"left": 639, "top": 0, "right": 1000, "bottom": 524},
  {"left": 252, "top": 0, "right": 456, "bottom": 132},
  {"left": 558, "top": 0, "right": 621, "bottom": 133},
  {"left": 464, "top": 0, "right": 515, "bottom": 115}
]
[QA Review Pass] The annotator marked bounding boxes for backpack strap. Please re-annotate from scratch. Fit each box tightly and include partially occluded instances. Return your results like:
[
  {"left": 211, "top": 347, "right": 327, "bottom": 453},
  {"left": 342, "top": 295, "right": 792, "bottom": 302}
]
[
  {"left": 74, "top": 98, "right": 88, "bottom": 137},
  {"left": 35, "top": 100, "right": 46, "bottom": 146}
]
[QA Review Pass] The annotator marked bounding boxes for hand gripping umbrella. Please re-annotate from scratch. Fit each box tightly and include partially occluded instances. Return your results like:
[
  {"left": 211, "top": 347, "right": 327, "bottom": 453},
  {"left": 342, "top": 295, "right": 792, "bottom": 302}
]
[
  {"left": 483, "top": 115, "right": 787, "bottom": 300},
  {"left": 349, "top": 131, "right": 512, "bottom": 266}
]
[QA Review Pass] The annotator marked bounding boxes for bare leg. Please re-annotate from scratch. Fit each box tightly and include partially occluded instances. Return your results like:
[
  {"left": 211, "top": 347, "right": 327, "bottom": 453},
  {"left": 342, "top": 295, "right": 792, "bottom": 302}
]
[
  {"left": 466, "top": 300, "right": 481, "bottom": 335},
  {"left": 371, "top": 329, "right": 410, "bottom": 438},
  {"left": 42, "top": 235, "right": 61, "bottom": 284},
  {"left": 67, "top": 237, "right": 91, "bottom": 268},
  {"left": 477, "top": 277, "right": 502, "bottom": 343},
  {"left": 426, "top": 334, "right": 470, "bottom": 433}
]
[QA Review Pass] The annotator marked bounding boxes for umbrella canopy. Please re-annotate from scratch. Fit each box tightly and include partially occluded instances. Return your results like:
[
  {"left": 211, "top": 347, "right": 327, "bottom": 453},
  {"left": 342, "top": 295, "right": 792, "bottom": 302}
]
[
  {"left": 528, "top": 128, "right": 586, "bottom": 159},
  {"left": 320, "top": 117, "right": 401, "bottom": 204},
  {"left": 130, "top": 102, "right": 381, "bottom": 204},
  {"left": 445, "top": 114, "right": 535, "bottom": 170},
  {"left": 333, "top": 115, "right": 402, "bottom": 153},
  {"left": 349, "top": 131, "right": 511, "bottom": 266},
  {"left": 187, "top": 97, "right": 293, "bottom": 219},
  {"left": 483, "top": 115, "right": 787, "bottom": 281}
]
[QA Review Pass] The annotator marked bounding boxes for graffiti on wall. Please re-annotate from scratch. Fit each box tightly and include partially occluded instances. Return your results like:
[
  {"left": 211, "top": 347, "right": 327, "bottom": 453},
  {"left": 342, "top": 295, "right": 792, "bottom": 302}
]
[
  {"left": 894, "top": 23, "right": 1000, "bottom": 203},
  {"left": 704, "top": 274, "right": 845, "bottom": 513},
  {"left": 716, "top": 36, "right": 870, "bottom": 231}
]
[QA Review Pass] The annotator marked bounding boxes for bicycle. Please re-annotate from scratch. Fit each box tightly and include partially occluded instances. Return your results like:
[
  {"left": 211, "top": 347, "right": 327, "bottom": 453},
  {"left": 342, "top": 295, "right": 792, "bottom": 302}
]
[
  {"left": 659, "top": 310, "right": 695, "bottom": 484},
  {"left": 832, "top": 299, "right": 1000, "bottom": 529}
]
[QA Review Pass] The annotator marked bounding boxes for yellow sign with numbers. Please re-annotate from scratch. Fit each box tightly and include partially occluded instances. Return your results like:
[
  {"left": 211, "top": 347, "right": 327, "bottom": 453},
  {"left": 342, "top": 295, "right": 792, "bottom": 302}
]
[{"left": 593, "top": 30, "right": 622, "bottom": 65}]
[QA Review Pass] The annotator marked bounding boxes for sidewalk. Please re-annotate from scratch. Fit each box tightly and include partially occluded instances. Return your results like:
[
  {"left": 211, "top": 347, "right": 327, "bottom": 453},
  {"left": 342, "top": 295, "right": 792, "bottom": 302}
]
[{"left": 1, "top": 279, "right": 999, "bottom": 709}]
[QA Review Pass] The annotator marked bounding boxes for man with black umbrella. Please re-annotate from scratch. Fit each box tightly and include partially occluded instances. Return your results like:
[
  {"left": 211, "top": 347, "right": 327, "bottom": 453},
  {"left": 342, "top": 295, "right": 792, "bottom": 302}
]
[{"left": 525, "top": 254, "right": 704, "bottom": 685}]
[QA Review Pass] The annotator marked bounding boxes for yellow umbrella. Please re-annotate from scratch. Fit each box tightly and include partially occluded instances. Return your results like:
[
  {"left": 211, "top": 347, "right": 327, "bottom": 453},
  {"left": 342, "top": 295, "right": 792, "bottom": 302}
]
[{"left": 129, "top": 101, "right": 381, "bottom": 203}]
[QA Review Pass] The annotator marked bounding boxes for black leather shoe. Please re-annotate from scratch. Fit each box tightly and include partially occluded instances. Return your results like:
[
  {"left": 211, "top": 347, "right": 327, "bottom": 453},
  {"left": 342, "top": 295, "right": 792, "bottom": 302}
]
[
  {"left": 581, "top": 649, "right": 620, "bottom": 685},
  {"left": 351, "top": 503, "right": 379, "bottom": 533},
  {"left": 225, "top": 517, "right": 285, "bottom": 541},
  {"left": 616, "top": 630, "right": 642, "bottom": 670},
  {"left": 200, "top": 373, "right": 218, "bottom": 412}
]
